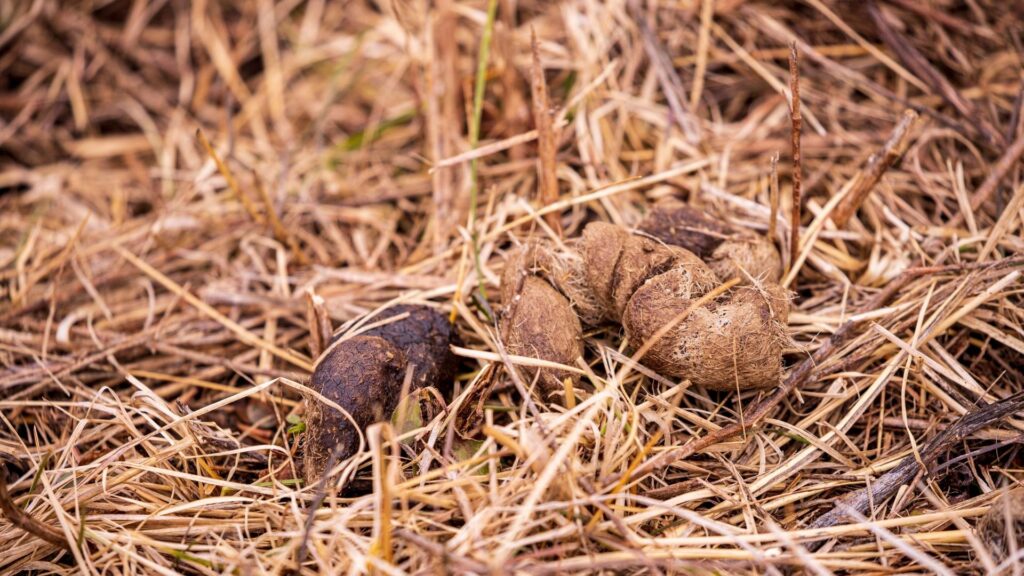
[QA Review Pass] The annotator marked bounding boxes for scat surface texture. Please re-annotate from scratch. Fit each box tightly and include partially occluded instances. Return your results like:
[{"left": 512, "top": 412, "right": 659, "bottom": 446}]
[
  {"left": 709, "top": 236, "right": 782, "bottom": 283},
  {"left": 502, "top": 242, "right": 605, "bottom": 326},
  {"left": 304, "top": 336, "right": 406, "bottom": 484},
  {"left": 579, "top": 223, "right": 630, "bottom": 321},
  {"left": 639, "top": 200, "right": 782, "bottom": 283},
  {"left": 305, "top": 305, "right": 458, "bottom": 483},
  {"left": 623, "top": 281, "right": 789, "bottom": 390},
  {"left": 501, "top": 250, "right": 583, "bottom": 397},
  {"left": 341, "top": 304, "right": 460, "bottom": 393},
  {"left": 637, "top": 200, "right": 730, "bottom": 258}
]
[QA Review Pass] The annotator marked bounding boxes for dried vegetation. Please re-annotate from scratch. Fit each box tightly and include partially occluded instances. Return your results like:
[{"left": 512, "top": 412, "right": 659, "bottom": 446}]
[{"left": 1, "top": 0, "right": 1024, "bottom": 573}]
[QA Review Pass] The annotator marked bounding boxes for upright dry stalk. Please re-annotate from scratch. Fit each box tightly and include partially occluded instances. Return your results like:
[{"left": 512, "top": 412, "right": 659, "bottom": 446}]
[
  {"left": 369, "top": 426, "right": 394, "bottom": 570},
  {"left": 688, "top": 0, "right": 714, "bottom": 112},
  {"left": 788, "top": 43, "right": 802, "bottom": 273},
  {"left": 768, "top": 152, "right": 780, "bottom": 242},
  {"left": 530, "top": 29, "right": 561, "bottom": 237},
  {"left": 304, "top": 290, "right": 332, "bottom": 359}
]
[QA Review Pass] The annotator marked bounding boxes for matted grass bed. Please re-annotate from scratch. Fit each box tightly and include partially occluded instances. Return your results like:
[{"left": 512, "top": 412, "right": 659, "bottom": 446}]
[{"left": 1, "top": 1, "right": 1024, "bottom": 574}]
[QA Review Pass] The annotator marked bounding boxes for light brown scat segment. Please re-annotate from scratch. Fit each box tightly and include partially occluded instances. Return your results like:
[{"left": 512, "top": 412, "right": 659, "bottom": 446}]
[
  {"left": 709, "top": 236, "right": 783, "bottom": 283},
  {"left": 639, "top": 200, "right": 783, "bottom": 286},
  {"left": 503, "top": 275, "right": 583, "bottom": 397},
  {"left": 503, "top": 243, "right": 606, "bottom": 329},
  {"left": 500, "top": 245, "right": 533, "bottom": 306},
  {"left": 607, "top": 235, "right": 686, "bottom": 322},
  {"left": 549, "top": 247, "right": 606, "bottom": 326},
  {"left": 623, "top": 281, "right": 790, "bottom": 391},
  {"left": 580, "top": 221, "right": 718, "bottom": 323},
  {"left": 580, "top": 222, "right": 629, "bottom": 319}
]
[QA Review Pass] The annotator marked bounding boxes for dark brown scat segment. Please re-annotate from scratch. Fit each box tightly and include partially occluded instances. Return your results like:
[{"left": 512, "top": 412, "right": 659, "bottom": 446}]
[
  {"left": 333, "top": 304, "right": 460, "bottom": 393},
  {"left": 304, "top": 335, "right": 407, "bottom": 484},
  {"left": 638, "top": 200, "right": 731, "bottom": 258}
]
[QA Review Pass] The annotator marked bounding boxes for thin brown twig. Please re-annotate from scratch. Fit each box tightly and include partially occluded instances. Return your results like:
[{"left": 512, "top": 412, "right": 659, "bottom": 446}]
[
  {"left": 0, "top": 466, "right": 71, "bottom": 551},
  {"left": 768, "top": 152, "right": 780, "bottom": 242},
  {"left": 688, "top": 0, "right": 714, "bottom": 112},
  {"left": 831, "top": 109, "right": 919, "bottom": 227}
]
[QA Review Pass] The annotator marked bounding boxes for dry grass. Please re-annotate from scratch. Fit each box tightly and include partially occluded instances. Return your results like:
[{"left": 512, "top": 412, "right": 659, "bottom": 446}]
[{"left": 1, "top": 0, "right": 1024, "bottom": 574}]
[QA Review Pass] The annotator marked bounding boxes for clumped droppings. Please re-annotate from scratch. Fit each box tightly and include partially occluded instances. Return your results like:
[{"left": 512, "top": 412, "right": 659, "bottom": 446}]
[
  {"left": 977, "top": 489, "right": 1024, "bottom": 563},
  {"left": 304, "top": 305, "right": 458, "bottom": 484},
  {"left": 504, "top": 204, "right": 788, "bottom": 395}
]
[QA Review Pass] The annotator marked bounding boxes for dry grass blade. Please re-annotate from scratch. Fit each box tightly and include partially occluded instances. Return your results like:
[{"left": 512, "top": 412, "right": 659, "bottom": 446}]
[
  {"left": 865, "top": 0, "right": 1004, "bottom": 149},
  {"left": 0, "top": 466, "right": 70, "bottom": 551},
  {"left": 809, "top": 392, "right": 1024, "bottom": 533},
  {"left": 630, "top": 0, "right": 701, "bottom": 144},
  {"left": 1, "top": 1, "right": 1023, "bottom": 573}
]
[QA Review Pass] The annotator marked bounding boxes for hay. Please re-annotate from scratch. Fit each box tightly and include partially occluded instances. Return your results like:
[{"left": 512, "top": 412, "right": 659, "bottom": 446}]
[{"left": 1, "top": 0, "right": 1023, "bottom": 573}]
